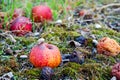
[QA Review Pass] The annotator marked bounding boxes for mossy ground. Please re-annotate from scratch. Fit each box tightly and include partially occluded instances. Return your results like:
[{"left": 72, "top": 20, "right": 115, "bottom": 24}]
[
  {"left": 0, "top": 0, "right": 120, "bottom": 80},
  {"left": 0, "top": 23, "right": 120, "bottom": 79}
]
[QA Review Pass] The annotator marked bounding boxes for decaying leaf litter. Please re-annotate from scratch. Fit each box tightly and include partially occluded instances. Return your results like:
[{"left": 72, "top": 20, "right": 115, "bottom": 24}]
[{"left": 0, "top": 0, "right": 120, "bottom": 80}]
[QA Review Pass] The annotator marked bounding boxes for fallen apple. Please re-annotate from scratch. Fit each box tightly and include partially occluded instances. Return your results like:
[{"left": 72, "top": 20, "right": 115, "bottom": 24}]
[
  {"left": 31, "top": 5, "right": 53, "bottom": 22},
  {"left": 79, "top": 9, "right": 87, "bottom": 16},
  {"left": 111, "top": 63, "right": 120, "bottom": 80},
  {"left": 97, "top": 37, "right": 120, "bottom": 56},
  {"left": 10, "top": 16, "right": 32, "bottom": 36},
  {"left": 29, "top": 42, "right": 61, "bottom": 68}
]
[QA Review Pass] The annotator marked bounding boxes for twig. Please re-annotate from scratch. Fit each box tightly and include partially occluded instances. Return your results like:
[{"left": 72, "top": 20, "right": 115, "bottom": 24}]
[
  {"left": 0, "top": 32, "right": 16, "bottom": 43},
  {"left": 97, "top": 3, "right": 120, "bottom": 11},
  {"left": 109, "top": 8, "right": 120, "bottom": 14},
  {"left": 80, "top": 18, "right": 103, "bottom": 23}
]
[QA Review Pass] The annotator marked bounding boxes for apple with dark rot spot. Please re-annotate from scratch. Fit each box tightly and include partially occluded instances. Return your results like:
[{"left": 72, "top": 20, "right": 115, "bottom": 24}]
[
  {"left": 31, "top": 5, "right": 53, "bottom": 22},
  {"left": 10, "top": 16, "right": 32, "bottom": 36},
  {"left": 29, "top": 42, "right": 61, "bottom": 68}
]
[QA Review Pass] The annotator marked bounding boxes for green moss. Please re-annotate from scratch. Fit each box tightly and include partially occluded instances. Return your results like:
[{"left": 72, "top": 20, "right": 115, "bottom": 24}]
[
  {"left": 22, "top": 68, "right": 40, "bottom": 79},
  {"left": 85, "top": 58, "right": 97, "bottom": 63},
  {"left": 41, "top": 26, "right": 80, "bottom": 42},
  {"left": 56, "top": 67, "right": 78, "bottom": 79},
  {"left": 0, "top": 56, "right": 19, "bottom": 72},
  {"left": 79, "top": 63, "right": 111, "bottom": 80},
  {"left": 63, "top": 62, "right": 81, "bottom": 71},
  {"left": 0, "top": 66, "right": 12, "bottom": 76},
  {"left": 91, "top": 26, "right": 120, "bottom": 42},
  {"left": 15, "top": 37, "right": 37, "bottom": 45},
  {"left": 54, "top": 62, "right": 111, "bottom": 80},
  {"left": 75, "top": 47, "right": 92, "bottom": 56},
  {"left": 95, "top": 54, "right": 116, "bottom": 65}
]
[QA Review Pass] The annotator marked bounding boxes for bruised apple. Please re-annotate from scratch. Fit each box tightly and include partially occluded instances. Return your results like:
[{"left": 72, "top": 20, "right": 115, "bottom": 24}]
[
  {"left": 29, "top": 42, "right": 61, "bottom": 68},
  {"left": 97, "top": 37, "right": 120, "bottom": 56},
  {"left": 10, "top": 16, "right": 32, "bottom": 36},
  {"left": 32, "top": 5, "right": 53, "bottom": 22}
]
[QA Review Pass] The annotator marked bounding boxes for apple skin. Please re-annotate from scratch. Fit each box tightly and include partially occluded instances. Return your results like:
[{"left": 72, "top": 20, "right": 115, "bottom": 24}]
[
  {"left": 111, "top": 63, "right": 120, "bottom": 80},
  {"left": 32, "top": 5, "right": 53, "bottom": 22},
  {"left": 29, "top": 43, "right": 62, "bottom": 68},
  {"left": 79, "top": 10, "right": 87, "bottom": 16},
  {"left": 0, "top": 23, "right": 2, "bottom": 29},
  {"left": 10, "top": 16, "right": 32, "bottom": 36}
]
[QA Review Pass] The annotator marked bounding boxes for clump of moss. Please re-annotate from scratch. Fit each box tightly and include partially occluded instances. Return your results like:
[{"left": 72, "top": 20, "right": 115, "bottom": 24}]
[
  {"left": 75, "top": 47, "right": 92, "bottom": 56},
  {"left": 55, "top": 67, "right": 78, "bottom": 79},
  {"left": 15, "top": 37, "right": 37, "bottom": 45},
  {"left": 41, "top": 26, "right": 80, "bottom": 42},
  {"left": 78, "top": 63, "right": 111, "bottom": 80},
  {"left": 53, "top": 62, "right": 80, "bottom": 79},
  {"left": 0, "top": 66, "right": 12, "bottom": 76},
  {"left": 0, "top": 57, "right": 19, "bottom": 72},
  {"left": 95, "top": 54, "right": 117, "bottom": 65},
  {"left": 63, "top": 62, "right": 81, "bottom": 71},
  {"left": 91, "top": 26, "right": 120, "bottom": 42},
  {"left": 54, "top": 61, "right": 111, "bottom": 79},
  {"left": 21, "top": 68, "right": 40, "bottom": 79}
]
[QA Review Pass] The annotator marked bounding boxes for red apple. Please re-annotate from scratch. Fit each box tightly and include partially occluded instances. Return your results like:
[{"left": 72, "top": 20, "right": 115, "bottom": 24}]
[
  {"left": 13, "top": 8, "right": 24, "bottom": 19},
  {"left": 111, "top": 63, "right": 120, "bottom": 80},
  {"left": 29, "top": 42, "right": 61, "bottom": 68},
  {"left": 0, "top": 23, "right": 2, "bottom": 29},
  {"left": 66, "top": 5, "right": 72, "bottom": 11},
  {"left": 10, "top": 16, "right": 32, "bottom": 36},
  {"left": 32, "top": 5, "right": 53, "bottom": 22},
  {"left": 79, "top": 9, "right": 87, "bottom": 16}
]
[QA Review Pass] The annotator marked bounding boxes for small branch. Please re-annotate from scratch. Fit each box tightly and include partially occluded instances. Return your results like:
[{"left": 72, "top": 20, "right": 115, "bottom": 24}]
[
  {"left": 97, "top": 3, "right": 120, "bottom": 11},
  {"left": 0, "top": 32, "right": 16, "bottom": 43},
  {"left": 109, "top": 8, "right": 120, "bottom": 14}
]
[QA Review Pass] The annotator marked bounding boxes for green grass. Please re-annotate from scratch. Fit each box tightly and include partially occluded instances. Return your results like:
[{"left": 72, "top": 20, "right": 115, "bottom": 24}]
[{"left": 0, "top": 0, "right": 81, "bottom": 23}]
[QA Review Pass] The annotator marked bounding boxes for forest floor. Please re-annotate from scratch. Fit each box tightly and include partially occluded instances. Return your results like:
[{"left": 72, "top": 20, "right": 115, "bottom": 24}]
[{"left": 0, "top": 0, "right": 120, "bottom": 80}]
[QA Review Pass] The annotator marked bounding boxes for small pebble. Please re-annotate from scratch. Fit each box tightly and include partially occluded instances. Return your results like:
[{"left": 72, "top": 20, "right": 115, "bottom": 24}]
[
  {"left": 4, "top": 48, "right": 13, "bottom": 55},
  {"left": 55, "top": 19, "right": 62, "bottom": 24},
  {"left": 111, "top": 76, "right": 117, "bottom": 80},
  {"left": 92, "top": 39, "right": 98, "bottom": 47},
  {"left": 92, "top": 48, "right": 97, "bottom": 56},
  {"left": 90, "top": 34, "right": 96, "bottom": 39},
  {"left": 67, "top": 16, "right": 72, "bottom": 21},
  {"left": 34, "top": 32, "right": 40, "bottom": 36},
  {"left": 95, "top": 24, "right": 102, "bottom": 29},
  {"left": 20, "top": 55, "right": 28, "bottom": 59},
  {"left": 1, "top": 72, "right": 14, "bottom": 80}
]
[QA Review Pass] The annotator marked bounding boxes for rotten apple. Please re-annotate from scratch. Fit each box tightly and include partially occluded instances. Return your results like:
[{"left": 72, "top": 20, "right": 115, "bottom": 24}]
[
  {"left": 10, "top": 16, "right": 32, "bottom": 36},
  {"left": 29, "top": 42, "right": 61, "bottom": 68},
  {"left": 31, "top": 5, "right": 53, "bottom": 22}
]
